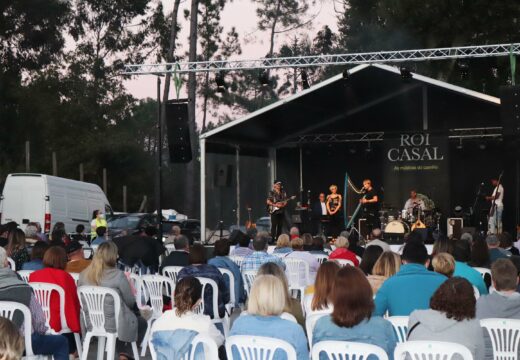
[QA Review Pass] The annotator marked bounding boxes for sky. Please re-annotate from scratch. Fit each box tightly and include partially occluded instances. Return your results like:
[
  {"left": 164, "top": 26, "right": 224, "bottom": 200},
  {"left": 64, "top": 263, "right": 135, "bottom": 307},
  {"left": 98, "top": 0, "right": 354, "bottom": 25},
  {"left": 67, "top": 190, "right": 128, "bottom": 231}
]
[{"left": 123, "top": 0, "right": 339, "bottom": 105}]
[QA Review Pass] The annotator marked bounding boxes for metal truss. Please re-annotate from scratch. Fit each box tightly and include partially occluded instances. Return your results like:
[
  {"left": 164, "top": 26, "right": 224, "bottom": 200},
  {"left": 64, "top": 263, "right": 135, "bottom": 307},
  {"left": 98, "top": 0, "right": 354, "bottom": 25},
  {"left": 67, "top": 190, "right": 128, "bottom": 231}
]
[
  {"left": 124, "top": 43, "right": 520, "bottom": 75},
  {"left": 448, "top": 127, "right": 503, "bottom": 139}
]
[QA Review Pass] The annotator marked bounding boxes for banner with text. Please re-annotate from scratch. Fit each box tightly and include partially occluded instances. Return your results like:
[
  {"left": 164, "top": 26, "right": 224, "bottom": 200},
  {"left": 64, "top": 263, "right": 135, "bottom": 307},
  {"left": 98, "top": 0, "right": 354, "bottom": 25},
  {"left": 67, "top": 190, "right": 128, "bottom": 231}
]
[{"left": 382, "top": 132, "right": 450, "bottom": 214}]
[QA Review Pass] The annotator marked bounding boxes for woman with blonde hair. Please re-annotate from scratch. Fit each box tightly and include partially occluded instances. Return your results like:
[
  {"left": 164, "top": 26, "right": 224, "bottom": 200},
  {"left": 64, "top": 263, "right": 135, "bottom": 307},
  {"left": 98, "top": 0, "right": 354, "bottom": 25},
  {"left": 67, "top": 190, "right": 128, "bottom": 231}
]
[
  {"left": 326, "top": 184, "right": 343, "bottom": 237},
  {"left": 79, "top": 241, "right": 146, "bottom": 359},
  {"left": 367, "top": 251, "right": 401, "bottom": 294},
  {"left": 0, "top": 317, "right": 24, "bottom": 360},
  {"left": 432, "top": 253, "right": 455, "bottom": 278},
  {"left": 230, "top": 275, "right": 309, "bottom": 360},
  {"left": 273, "top": 233, "right": 293, "bottom": 254}
]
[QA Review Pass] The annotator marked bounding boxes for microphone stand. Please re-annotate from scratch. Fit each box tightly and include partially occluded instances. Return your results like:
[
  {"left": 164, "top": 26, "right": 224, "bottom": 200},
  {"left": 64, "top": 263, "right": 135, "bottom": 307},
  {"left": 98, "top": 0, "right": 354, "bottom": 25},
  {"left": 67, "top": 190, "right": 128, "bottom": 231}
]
[{"left": 471, "top": 183, "right": 483, "bottom": 227}]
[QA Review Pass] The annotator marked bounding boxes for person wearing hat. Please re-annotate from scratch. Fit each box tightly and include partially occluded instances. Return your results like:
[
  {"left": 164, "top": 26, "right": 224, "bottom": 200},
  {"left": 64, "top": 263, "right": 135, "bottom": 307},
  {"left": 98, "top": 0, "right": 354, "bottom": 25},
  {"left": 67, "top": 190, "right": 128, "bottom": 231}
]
[
  {"left": 65, "top": 241, "right": 91, "bottom": 273},
  {"left": 266, "top": 180, "right": 289, "bottom": 241}
]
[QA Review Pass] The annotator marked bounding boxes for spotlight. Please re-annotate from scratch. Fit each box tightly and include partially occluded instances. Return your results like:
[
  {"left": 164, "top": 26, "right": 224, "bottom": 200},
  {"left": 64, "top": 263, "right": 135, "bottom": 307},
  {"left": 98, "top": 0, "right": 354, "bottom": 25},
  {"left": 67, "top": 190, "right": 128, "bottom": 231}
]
[
  {"left": 479, "top": 141, "right": 486, "bottom": 150},
  {"left": 258, "top": 70, "right": 270, "bottom": 87},
  {"left": 349, "top": 146, "right": 357, "bottom": 155},
  {"left": 456, "top": 138, "right": 463, "bottom": 150},
  {"left": 365, "top": 142, "right": 372, "bottom": 153},
  {"left": 400, "top": 66, "right": 413, "bottom": 80},
  {"left": 301, "top": 70, "right": 310, "bottom": 89},
  {"left": 457, "top": 61, "right": 469, "bottom": 79},
  {"left": 342, "top": 69, "right": 349, "bottom": 80},
  {"left": 214, "top": 72, "right": 227, "bottom": 93}
]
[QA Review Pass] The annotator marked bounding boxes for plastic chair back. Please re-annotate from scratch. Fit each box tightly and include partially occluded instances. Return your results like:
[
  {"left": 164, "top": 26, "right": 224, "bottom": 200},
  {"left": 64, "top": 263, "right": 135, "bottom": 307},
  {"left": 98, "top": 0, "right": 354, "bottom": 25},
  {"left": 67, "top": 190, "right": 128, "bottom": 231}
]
[
  {"left": 162, "top": 266, "right": 184, "bottom": 283},
  {"left": 229, "top": 255, "right": 245, "bottom": 268},
  {"left": 30, "top": 282, "right": 67, "bottom": 331},
  {"left": 226, "top": 335, "right": 297, "bottom": 360},
  {"left": 218, "top": 267, "right": 236, "bottom": 307},
  {"left": 7, "top": 257, "right": 16, "bottom": 271},
  {"left": 0, "top": 301, "right": 34, "bottom": 356},
  {"left": 150, "top": 333, "right": 219, "bottom": 360},
  {"left": 140, "top": 275, "right": 175, "bottom": 319},
  {"left": 481, "top": 318, "right": 520, "bottom": 360},
  {"left": 314, "top": 254, "right": 329, "bottom": 265},
  {"left": 388, "top": 316, "right": 409, "bottom": 343},
  {"left": 283, "top": 258, "right": 310, "bottom": 288},
  {"left": 394, "top": 340, "right": 473, "bottom": 360},
  {"left": 306, "top": 313, "right": 328, "bottom": 348},
  {"left": 242, "top": 270, "right": 257, "bottom": 297},
  {"left": 335, "top": 259, "right": 354, "bottom": 267},
  {"left": 313, "top": 340, "right": 389, "bottom": 360},
  {"left": 17, "top": 270, "right": 33, "bottom": 283},
  {"left": 77, "top": 286, "right": 121, "bottom": 334}
]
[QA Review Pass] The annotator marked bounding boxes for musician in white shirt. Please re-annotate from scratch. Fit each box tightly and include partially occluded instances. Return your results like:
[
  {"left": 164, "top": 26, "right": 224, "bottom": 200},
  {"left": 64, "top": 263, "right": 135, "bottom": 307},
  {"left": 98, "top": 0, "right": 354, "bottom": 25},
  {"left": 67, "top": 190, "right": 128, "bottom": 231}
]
[
  {"left": 486, "top": 178, "right": 504, "bottom": 234},
  {"left": 403, "top": 190, "right": 425, "bottom": 215}
]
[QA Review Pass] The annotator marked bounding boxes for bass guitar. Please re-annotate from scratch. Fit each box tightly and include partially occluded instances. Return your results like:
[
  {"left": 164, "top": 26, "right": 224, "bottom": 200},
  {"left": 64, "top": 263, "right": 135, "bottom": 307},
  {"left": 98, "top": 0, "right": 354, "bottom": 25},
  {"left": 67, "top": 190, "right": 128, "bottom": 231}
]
[
  {"left": 489, "top": 171, "right": 504, "bottom": 217},
  {"left": 268, "top": 195, "right": 296, "bottom": 215}
]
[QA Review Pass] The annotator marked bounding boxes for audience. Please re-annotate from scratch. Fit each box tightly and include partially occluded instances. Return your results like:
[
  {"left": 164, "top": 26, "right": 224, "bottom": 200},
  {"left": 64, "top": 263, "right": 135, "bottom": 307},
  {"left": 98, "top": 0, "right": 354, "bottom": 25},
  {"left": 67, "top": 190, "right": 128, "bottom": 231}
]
[
  {"left": 241, "top": 232, "right": 285, "bottom": 271},
  {"left": 313, "top": 266, "right": 397, "bottom": 358},
  {"left": 302, "top": 233, "right": 314, "bottom": 251},
  {"left": 470, "top": 237, "right": 491, "bottom": 268},
  {"left": 487, "top": 234, "right": 510, "bottom": 263},
  {"left": 431, "top": 235, "right": 453, "bottom": 257},
  {"left": 273, "top": 234, "right": 293, "bottom": 254},
  {"left": 6, "top": 228, "right": 30, "bottom": 270},
  {"left": 359, "top": 245, "right": 383, "bottom": 275},
  {"left": 367, "top": 251, "right": 401, "bottom": 294},
  {"left": 160, "top": 235, "right": 190, "bottom": 272},
  {"left": 347, "top": 231, "right": 365, "bottom": 258},
  {"left": 408, "top": 277, "right": 485, "bottom": 360},
  {"left": 499, "top": 232, "right": 520, "bottom": 256},
  {"left": 29, "top": 246, "right": 81, "bottom": 353},
  {"left": 432, "top": 253, "right": 455, "bottom": 278},
  {"left": 91, "top": 226, "right": 107, "bottom": 245},
  {"left": 164, "top": 225, "right": 181, "bottom": 245},
  {"left": 208, "top": 238, "right": 245, "bottom": 305},
  {"left": 366, "top": 228, "right": 391, "bottom": 252},
  {"left": 177, "top": 243, "right": 230, "bottom": 319},
  {"left": 374, "top": 241, "right": 446, "bottom": 316},
  {"left": 230, "top": 231, "right": 253, "bottom": 257},
  {"left": 289, "top": 226, "right": 300, "bottom": 240},
  {"left": 24, "top": 224, "right": 40, "bottom": 245},
  {"left": 65, "top": 241, "right": 91, "bottom": 273},
  {"left": 230, "top": 275, "right": 309, "bottom": 359},
  {"left": 21, "top": 240, "right": 48, "bottom": 270},
  {"left": 79, "top": 241, "right": 147, "bottom": 356},
  {"left": 49, "top": 229, "right": 68, "bottom": 248},
  {"left": 285, "top": 237, "right": 319, "bottom": 284},
  {"left": 304, "top": 261, "right": 340, "bottom": 314},
  {"left": 309, "top": 236, "right": 328, "bottom": 255},
  {"left": 452, "top": 239, "right": 488, "bottom": 295},
  {"left": 0, "top": 317, "right": 24, "bottom": 360},
  {"left": 151, "top": 276, "right": 225, "bottom": 359},
  {"left": 329, "top": 236, "right": 359, "bottom": 266},
  {"left": 0, "top": 247, "right": 69, "bottom": 359}
]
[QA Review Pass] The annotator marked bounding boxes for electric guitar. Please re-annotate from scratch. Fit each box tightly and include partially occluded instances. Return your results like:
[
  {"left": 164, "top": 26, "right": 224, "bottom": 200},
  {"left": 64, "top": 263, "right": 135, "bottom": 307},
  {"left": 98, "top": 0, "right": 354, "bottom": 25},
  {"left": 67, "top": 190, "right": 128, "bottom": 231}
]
[{"left": 268, "top": 196, "right": 296, "bottom": 215}]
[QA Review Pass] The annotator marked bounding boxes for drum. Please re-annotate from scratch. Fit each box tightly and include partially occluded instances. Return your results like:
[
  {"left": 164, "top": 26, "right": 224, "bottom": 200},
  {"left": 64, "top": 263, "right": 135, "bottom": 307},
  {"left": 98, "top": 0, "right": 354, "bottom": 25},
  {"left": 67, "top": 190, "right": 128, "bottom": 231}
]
[
  {"left": 388, "top": 215, "right": 395, "bottom": 222},
  {"left": 401, "top": 210, "right": 407, "bottom": 219},
  {"left": 384, "top": 220, "right": 410, "bottom": 235}
]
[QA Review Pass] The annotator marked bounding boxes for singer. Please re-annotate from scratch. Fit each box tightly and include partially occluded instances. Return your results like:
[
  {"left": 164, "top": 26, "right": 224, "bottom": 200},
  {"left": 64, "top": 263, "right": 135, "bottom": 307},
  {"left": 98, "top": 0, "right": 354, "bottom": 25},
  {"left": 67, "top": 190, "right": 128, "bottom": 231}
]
[{"left": 360, "top": 179, "right": 379, "bottom": 231}]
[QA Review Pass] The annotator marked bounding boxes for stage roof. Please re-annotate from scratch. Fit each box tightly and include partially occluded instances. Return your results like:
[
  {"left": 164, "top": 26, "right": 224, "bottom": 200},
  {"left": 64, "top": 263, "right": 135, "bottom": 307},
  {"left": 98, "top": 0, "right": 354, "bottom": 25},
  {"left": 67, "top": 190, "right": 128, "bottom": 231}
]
[{"left": 200, "top": 63, "right": 501, "bottom": 150}]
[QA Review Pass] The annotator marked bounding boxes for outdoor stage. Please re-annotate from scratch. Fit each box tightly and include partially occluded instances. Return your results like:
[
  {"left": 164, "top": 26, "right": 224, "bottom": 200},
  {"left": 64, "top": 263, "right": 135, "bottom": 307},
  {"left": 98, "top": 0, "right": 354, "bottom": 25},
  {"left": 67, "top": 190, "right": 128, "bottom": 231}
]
[{"left": 199, "top": 64, "right": 519, "bottom": 240}]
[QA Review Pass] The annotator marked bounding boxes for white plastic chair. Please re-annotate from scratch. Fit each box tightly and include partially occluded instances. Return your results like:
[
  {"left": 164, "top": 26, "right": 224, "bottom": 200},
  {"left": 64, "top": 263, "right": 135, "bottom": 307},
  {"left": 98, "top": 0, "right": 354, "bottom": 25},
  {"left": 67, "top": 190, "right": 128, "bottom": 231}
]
[
  {"left": 17, "top": 270, "right": 33, "bottom": 283},
  {"left": 242, "top": 270, "right": 257, "bottom": 297},
  {"left": 226, "top": 335, "right": 297, "bottom": 360},
  {"left": 70, "top": 272, "right": 80, "bottom": 285},
  {"left": 195, "top": 277, "right": 230, "bottom": 336},
  {"left": 30, "top": 282, "right": 83, "bottom": 357},
  {"left": 473, "top": 267, "right": 492, "bottom": 279},
  {"left": 314, "top": 254, "right": 329, "bottom": 265},
  {"left": 313, "top": 341, "right": 389, "bottom": 360},
  {"left": 90, "top": 244, "right": 99, "bottom": 253},
  {"left": 335, "top": 259, "right": 355, "bottom": 267},
  {"left": 0, "top": 301, "right": 35, "bottom": 356},
  {"left": 149, "top": 332, "right": 219, "bottom": 360},
  {"left": 394, "top": 341, "right": 473, "bottom": 360},
  {"left": 306, "top": 313, "right": 328, "bottom": 348},
  {"left": 164, "top": 244, "right": 176, "bottom": 255},
  {"left": 388, "top": 316, "right": 409, "bottom": 343},
  {"left": 229, "top": 255, "right": 245, "bottom": 268},
  {"left": 83, "top": 247, "right": 93, "bottom": 259},
  {"left": 356, "top": 255, "right": 363, "bottom": 264},
  {"left": 480, "top": 318, "right": 520, "bottom": 360},
  {"left": 139, "top": 275, "right": 175, "bottom": 356},
  {"left": 218, "top": 267, "right": 236, "bottom": 311},
  {"left": 77, "top": 286, "right": 140, "bottom": 360},
  {"left": 7, "top": 257, "right": 16, "bottom": 271},
  {"left": 303, "top": 294, "right": 332, "bottom": 317},
  {"left": 473, "top": 285, "right": 480, "bottom": 299},
  {"left": 162, "top": 266, "right": 184, "bottom": 283},
  {"left": 283, "top": 258, "right": 310, "bottom": 288}
]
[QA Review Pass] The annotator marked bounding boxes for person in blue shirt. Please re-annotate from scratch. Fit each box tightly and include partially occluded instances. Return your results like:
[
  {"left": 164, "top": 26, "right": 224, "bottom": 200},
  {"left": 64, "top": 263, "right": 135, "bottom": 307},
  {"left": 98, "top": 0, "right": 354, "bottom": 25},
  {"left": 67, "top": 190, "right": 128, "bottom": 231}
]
[
  {"left": 22, "top": 241, "right": 48, "bottom": 271},
  {"left": 313, "top": 266, "right": 397, "bottom": 360},
  {"left": 452, "top": 239, "right": 488, "bottom": 296},
  {"left": 91, "top": 226, "right": 107, "bottom": 246},
  {"left": 208, "top": 238, "right": 245, "bottom": 305},
  {"left": 230, "top": 274, "right": 308, "bottom": 360},
  {"left": 374, "top": 241, "right": 447, "bottom": 316}
]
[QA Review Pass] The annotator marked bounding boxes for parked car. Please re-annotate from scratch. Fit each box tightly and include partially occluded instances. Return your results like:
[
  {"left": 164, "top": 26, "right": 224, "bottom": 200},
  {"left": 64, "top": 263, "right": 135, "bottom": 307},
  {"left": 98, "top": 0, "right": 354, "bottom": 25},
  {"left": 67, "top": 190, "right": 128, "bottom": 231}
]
[{"left": 107, "top": 213, "right": 158, "bottom": 238}]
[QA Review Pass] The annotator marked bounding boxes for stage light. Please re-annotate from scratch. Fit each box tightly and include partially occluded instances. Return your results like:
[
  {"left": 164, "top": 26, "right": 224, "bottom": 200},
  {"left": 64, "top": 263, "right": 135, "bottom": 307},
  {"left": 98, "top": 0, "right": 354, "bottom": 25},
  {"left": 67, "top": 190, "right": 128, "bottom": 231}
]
[
  {"left": 342, "top": 69, "right": 349, "bottom": 80},
  {"left": 479, "top": 141, "right": 486, "bottom": 150},
  {"left": 349, "top": 146, "right": 357, "bottom": 154},
  {"left": 456, "top": 138, "right": 463, "bottom": 150},
  {"left": 301, "top": 70, "right": 310, "bottom": 89},
  {"left": 214, "top": 71, "right": 227, "bottom": 93},
  {"left": 258, "top": 70, "right": 270, "bottom": 87},
  {"left": 365, "top": 142, "right": 372, "bottom": 153},
  {"left": 400, "top": 66, "right": 413, "bottom": 80},
  {"left": 457, "top": 60, "right": 469, "bottom": 79}
]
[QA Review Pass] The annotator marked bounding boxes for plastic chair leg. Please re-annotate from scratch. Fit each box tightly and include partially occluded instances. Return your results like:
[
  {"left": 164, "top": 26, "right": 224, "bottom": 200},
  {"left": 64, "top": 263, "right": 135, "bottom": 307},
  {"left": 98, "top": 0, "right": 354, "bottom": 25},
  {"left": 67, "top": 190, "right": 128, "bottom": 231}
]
[
  {"left": 131, "top": 342, "right": 140, "bottom": 360},
  {"left": 106, "top": 335, "right": 116, "bottom": 360},
  {"left": 140, "top": 320, "right": 152, "bottom": 356},
  {"left": 74, "top": 333, "right": 83, "bottom": 359},
  {"left": 80, "top": 333, "right": 93, "bottom": 360},
  {"left": 97, "top": 336, "right": 106, "bottom": 360}
]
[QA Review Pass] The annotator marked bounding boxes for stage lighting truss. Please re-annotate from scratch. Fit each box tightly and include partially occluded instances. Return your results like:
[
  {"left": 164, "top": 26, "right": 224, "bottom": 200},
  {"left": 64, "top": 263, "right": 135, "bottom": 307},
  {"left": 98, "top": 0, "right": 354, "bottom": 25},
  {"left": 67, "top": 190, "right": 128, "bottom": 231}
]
[{"left": 123, "top": 43, "right": 520, "bottom": 75}]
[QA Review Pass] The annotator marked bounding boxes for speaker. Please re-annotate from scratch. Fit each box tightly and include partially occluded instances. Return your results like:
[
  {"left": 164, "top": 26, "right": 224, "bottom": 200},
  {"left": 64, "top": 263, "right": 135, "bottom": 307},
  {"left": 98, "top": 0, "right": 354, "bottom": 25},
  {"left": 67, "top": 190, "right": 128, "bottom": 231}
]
[
  {"left": 500, "top": 86, "right": 520, "bottom": 138},
  {"left": 447, "top": 218, "right": 463, "bottom": 239},
  {"left": 165, "top": 99, "right": 192, "bottom": 163},
  {"left": 358, "top": 218, "right": 369, "bottom": 240},
  {"left": 215, "top": 164, "right": 232, "bottom": 187}
]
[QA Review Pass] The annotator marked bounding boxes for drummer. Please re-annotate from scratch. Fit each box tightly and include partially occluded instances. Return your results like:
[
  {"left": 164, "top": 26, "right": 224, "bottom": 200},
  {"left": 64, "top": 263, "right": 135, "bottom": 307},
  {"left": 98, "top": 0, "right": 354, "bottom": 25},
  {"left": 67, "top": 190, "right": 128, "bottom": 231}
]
[{"left": 403, "top": 190, "right": 426, "bottom": 216}]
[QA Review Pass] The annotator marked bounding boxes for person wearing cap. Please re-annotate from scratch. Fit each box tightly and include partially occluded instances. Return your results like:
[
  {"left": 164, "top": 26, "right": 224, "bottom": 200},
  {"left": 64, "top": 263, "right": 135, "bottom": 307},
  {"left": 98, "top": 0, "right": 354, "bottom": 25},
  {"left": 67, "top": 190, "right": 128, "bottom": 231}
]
[
  {"left": 65, "top": 241, "right": 91, "bottom": 273},
  {"left": 266, "top": 180, "right": 289, "bottom": 241}
]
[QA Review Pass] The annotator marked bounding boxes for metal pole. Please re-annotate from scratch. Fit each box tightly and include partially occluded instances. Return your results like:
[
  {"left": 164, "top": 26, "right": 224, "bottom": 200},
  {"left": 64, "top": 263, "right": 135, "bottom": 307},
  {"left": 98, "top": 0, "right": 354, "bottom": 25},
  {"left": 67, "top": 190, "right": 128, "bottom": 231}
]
[
  {"left": 422, "top": 85, "right": 429, "bottom": 130},
  {"left": 268, "top": 148, "right": 277, "bottom": 185},
  {"left": 123, "top": 185, "right": 127, "bottom": 213},
  {"left": 52, "top": 152, "right": 57, "bottom": 176},
  {"left": 236, "top": 145, "right": 240, "bottom": 227},
  {"left": 200, "top": 138, "right": 206, "bottom": 243},
  {"left": 299, "top": 146, "right": 303, "bottom": 198},
  {"left": 156, "top": 76, "right": 163, "bottom": 242},
  {"left": 103, "top": 168, "right": 107, "bottom": 194},
  {"left": 25, "top": 141, "right": 30, "bottom": 172},
  {"left": 79, "top": 163, "right": 84, "bottom": 181}
]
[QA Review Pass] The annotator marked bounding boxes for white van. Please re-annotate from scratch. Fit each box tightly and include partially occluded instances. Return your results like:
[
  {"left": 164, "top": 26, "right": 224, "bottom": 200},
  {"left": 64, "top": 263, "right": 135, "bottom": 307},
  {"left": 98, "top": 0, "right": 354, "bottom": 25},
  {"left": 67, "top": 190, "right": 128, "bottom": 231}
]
[{"left": 0, "top": 173, "right": 112, "bottom": 233}]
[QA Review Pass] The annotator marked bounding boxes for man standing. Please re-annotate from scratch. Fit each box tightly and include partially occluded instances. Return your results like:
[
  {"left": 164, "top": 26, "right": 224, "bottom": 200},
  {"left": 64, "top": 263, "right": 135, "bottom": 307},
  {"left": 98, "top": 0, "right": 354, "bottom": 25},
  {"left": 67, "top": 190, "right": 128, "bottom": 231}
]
[
  {"left": 267, "top": 180, "right": 288, "bottom": 240},
  {"left": 360, "top": 179, "right": 380, "bottom": 231},
  {"left": 312, "top": 193, "right": 328, "bottom": 235},
  {"left": 486, "top": 178, "right": 504, "bottom": 234}
]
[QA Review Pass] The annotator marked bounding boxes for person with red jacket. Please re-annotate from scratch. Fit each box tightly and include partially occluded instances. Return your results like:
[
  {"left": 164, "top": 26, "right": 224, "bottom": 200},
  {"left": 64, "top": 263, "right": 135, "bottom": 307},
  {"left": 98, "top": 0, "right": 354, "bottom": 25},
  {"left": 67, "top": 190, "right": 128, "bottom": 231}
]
[
  {"left": 29, "top": 246, "right": 81, "bottom": 353},
  {"left": 329, "top": 236, "right": 360, "bottom": 266}
]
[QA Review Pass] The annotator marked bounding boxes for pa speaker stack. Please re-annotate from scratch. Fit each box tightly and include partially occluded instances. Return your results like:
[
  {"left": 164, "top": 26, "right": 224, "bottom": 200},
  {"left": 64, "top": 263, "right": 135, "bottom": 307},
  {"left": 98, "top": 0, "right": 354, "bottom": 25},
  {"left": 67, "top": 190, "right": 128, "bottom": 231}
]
[{"left": 165, "top": 99, "right": 192, "bottom": 163}]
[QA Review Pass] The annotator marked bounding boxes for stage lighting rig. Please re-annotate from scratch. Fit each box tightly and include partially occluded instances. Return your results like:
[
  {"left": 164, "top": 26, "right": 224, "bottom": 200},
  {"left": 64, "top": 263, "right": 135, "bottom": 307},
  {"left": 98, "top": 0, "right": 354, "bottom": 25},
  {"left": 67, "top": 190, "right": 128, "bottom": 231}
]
[
  {"left": 215, "top": 72, "right": 227, "bottom": 93},
  {"left": 301, "top": 70, "right": 310, "bottom": 89}
]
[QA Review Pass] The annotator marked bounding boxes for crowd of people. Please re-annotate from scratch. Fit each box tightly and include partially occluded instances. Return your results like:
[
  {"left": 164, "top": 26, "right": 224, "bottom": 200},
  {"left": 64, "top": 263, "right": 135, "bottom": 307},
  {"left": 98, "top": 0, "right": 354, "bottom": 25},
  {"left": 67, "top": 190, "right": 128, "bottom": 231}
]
[{"left": 0, "top": 219, "right": 520, "bottom": 360}]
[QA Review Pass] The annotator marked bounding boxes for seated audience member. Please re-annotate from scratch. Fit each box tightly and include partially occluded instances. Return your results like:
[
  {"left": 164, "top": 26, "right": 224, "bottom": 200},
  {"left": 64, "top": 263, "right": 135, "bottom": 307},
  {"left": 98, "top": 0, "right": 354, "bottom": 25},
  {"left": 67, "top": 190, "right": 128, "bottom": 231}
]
[
  {"left": 367, "top": 251, "right": 401, "bottom": 294},
  {"left": 208, "top": 239, "right": 245, "bottom": 305},
  {"left": 289, "top": 226, "right": 300, "bottom": 240},
  {"left": 309, "top": 236, "right": 328, "bottom": 255},
  {"left": 164, "top": 225, "right": 181, "bottom": 245},
  {"left": 230, "top": 231, "right": 253, "bottom": 257},
  {"left": 29, "top": 246, "right": 81, "bottom": 352},
  {"left": 177, "top": 244, "right": 230, "bottom": 319},
  {"left": 339, "top": 230, "right": 365, "bottom": 258},
  {"left": 313, "top": 266, "right": 397, "bottom": 359},
  {"left": 469, "top": 237, "right": 491, "bottom": 268},
  {"left": 302, "top": 233, "right": 314, "bottom": 251},
  {"left": 160, "top": 235, "right": 190, "bottom": 272},
  {"left": 91, "top": 226, "right": 107, "bottom": 245},
  {"left": 24, "top": 224, "right": 40, "bottom": 245},
  {"left": 230, "top": 275, "right": 309, "bottom": 360},
  {"left": 257, "top": 262, "right": 304, "bottom": 326},
  {"left": 0, "top": 317, "right": 24, "bottom": 360},
  {"left": 6, "top": 228, "right": 30, "bottom": 270},
  {"left": 431, "top": 235, "right": 453, "bottom": 257},
  {"left": 79, "top": 242, "right": 147, "bottom": 357},
  {"left": 452, "top": 239, "right": 488, "bottom": 295},
  {"left": 499, "top": 232, "right": 520, "bottom": 256},
  {"left": 304, "top": 261, "right": 340, "bottom": 314},
  {"left": 374, "top": 241, "right": 447, "bottom": 316},
  {"left": 408, "top": 277, "right": 485, "bottom": 360},
  {"left": 65, "top": 241, "right": 91, "bottom": 273},
  {"left": 241, "top": 232, "right": 285, "bottom": 271},
  {"left": 366, "top": 228, "right": 391, "bottom": 252},
  {"left": 22, "top": 241, "right": 48, "bottom": 270},
  {"left": 273, "top": 234, "right": 293, "bottom": 254},
  {"left": 432, "top": 253, "right": 455, "bottom": 278},
  {"left": 285, "top": 237, "right": 319, "bottom": 284},
  {"left": 49, "top": 229, "right": 68, "bottom": 248},
  {"left": 70, "top": 224, "right": 87, "bottom": 242},
  {"left": 0, "top": 224, "right": 10, "bottom": 247},
  {"left": 487, "top": 234, "right": 510, "bottom": 263},
  {"left": 359, "top": 245, "right": 384, "bottom": 275},
  {"left": 329, "top": 236, "right": 359, "bottom": 266},
  {"left": 151, "top": 276, "right": 225, "bottom": 359},
  {"left": 0, "top": 247, "right": 69, "bottom": 360}
]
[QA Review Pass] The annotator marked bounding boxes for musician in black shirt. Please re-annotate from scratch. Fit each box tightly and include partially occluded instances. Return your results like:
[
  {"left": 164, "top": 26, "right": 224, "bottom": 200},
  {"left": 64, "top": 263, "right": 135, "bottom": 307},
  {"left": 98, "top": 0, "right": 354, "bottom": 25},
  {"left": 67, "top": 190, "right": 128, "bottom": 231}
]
[
  {"left": 267, "top": 180, "right": 288, "bottom": 241},
  {"left": 360, "top": 179, "right": 380, "bottom": 231}
]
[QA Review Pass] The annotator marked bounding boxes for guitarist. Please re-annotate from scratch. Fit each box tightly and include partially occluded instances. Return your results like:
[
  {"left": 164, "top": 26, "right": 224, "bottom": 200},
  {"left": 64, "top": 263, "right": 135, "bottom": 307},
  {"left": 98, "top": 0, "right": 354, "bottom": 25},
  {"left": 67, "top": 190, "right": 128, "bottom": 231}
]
[
  {"left": 486, "top": 177, "right": 504, "bottom": 234},
  {"left": 360, "top": 179, "right": 380, "bottom": 232},
  {"left": 267, "top": 180, "right": 289, "bottom": 241}
]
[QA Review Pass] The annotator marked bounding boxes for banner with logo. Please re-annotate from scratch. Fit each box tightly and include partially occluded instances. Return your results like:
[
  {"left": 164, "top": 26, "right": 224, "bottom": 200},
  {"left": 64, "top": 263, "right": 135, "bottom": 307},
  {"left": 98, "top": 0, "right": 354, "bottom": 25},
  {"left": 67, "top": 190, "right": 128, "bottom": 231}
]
[{"left": 382, "top": 132, "right": 449, "bottom": 214}]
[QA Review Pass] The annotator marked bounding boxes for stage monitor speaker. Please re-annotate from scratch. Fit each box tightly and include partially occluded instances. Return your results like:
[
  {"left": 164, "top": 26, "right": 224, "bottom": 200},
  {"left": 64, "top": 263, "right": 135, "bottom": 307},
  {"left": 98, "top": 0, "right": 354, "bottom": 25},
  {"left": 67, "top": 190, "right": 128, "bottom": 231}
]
[
  {"left": 358, "top": 218, "right": 369, "bottom": 240},
  {"left": 500, "top": 86, "right": 520, "bottom": 138},
  {"left": 165, "top": 99, "right": 192, "bottom": 163},
  {"left": 215, "top": 164, "right": 232, "bottom": 187},
  {"left": 461, "top": 227, "right": 476, "bottom": 238},
  {"left": 291, "top": 214, "right": 302, "bottom": 224},
  {"left": 447, "top": 218, "right": 463, "bottom": 239}
]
